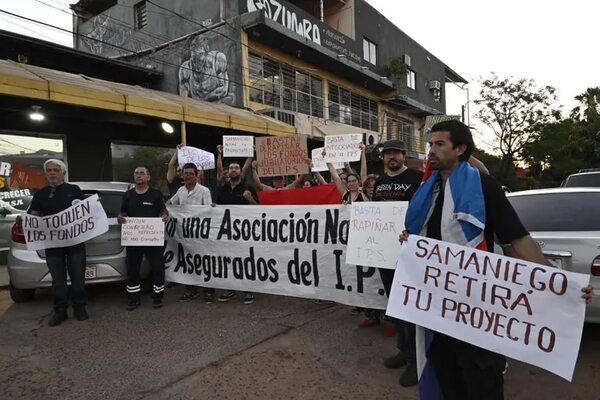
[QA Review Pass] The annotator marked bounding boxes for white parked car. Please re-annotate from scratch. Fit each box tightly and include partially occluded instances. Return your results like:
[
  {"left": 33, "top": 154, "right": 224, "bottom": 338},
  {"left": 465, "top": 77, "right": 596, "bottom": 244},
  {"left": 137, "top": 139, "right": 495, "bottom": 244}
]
[{"left": 507, "top": 188, "right": 600, "bottom": 323}]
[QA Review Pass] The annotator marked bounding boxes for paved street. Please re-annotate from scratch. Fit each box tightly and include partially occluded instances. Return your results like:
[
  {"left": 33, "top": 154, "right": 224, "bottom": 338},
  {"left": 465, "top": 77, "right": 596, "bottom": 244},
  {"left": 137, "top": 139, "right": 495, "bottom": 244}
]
[{"left": 1, "top": 283, "right": 600, "bottom": 400}]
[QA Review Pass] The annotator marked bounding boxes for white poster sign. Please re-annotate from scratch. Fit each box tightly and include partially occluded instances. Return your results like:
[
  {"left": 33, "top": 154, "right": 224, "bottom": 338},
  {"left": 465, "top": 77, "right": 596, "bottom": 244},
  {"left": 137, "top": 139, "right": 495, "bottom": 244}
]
[
  {"left": 387, "top": 235, "right": 590, "bottom": 381},
  {"left": 121, "top": 217, "right": 165, "bottom": 246},
  {"left": 346, "top": 202, "right": 408, "bottom": 269},
  {"left": 311, "top": 147, "right": 344, "bottom": 172},
  {"left": 223, "top": 135, "right": 254, "bottom": 157},
  {"left": 164, "top": 204, "right": 389, "bottom": 309},
  {"left": 22, "top": 194, "right": 109, "bottom": 250},
  {"left": 178, "top": 146, "right": 215, "bottom": 170},
  {"left": 324, "top": 134, "right": 362, "bottom": 163}
]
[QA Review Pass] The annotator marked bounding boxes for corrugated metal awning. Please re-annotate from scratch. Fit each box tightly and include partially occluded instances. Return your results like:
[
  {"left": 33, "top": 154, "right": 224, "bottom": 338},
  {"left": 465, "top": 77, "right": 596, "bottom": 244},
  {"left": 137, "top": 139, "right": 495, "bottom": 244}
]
[{"left": 0, "top": 59, "right": 297, "bottom": 136}]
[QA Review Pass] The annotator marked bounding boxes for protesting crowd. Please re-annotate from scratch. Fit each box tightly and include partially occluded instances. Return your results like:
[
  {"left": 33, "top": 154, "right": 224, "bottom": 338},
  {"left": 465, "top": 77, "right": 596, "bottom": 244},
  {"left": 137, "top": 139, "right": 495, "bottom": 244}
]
[{"left": 25, "top": 120, "right": 594, "bottom": 400}]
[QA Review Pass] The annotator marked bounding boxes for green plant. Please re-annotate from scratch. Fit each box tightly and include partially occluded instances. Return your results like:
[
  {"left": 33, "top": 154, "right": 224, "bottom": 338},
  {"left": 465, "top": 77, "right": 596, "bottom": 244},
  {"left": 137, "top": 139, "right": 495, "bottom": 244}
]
[{"left": 383, "top": 58, "right": 408, "bottom": 92}]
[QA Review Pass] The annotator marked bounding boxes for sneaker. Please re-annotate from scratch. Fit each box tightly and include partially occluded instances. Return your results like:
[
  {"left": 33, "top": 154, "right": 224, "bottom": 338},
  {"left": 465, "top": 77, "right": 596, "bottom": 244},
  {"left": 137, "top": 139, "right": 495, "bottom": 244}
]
[
  {"left": 218, "top": 290, "right": 236, "bottom": 302},
  {"left": 126, "top": 300, "right": 141, "bottom": 311},
  {"left": 204, "top": 292, "right": 214, "bottom": 304},
  {"left": 179, "top": 290, "right": 199, "bottom": 302},
  {"left": 358, "top": 317, "right": 380, "bottom": 328},
  {"left": 243, "top": 293, "right": 255, "bottom": 305},
  {"left": 384, "top": 352, "right": 407, "bottom": 369},
  {"left": 152, "top": 298, "right": 163, "bottom": 309},
  {"left": 73, "top": 306, "right": 89, "bottom": 321},
  {"left": 48, "top": 311, "right": 68, "bottom": 327},
  {"left": 399, "top": 363, "right": 418, "bottom": 387}
]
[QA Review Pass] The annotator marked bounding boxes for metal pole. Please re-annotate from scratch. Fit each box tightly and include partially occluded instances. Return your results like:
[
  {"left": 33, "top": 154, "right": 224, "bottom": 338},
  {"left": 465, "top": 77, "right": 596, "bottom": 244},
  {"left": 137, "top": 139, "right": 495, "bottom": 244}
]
[
  {"left": 181, "top": 90, "right": 188, "bottom": 146},
  {"left": 320, "top": 0, "right": 324, "bottom": 21}
]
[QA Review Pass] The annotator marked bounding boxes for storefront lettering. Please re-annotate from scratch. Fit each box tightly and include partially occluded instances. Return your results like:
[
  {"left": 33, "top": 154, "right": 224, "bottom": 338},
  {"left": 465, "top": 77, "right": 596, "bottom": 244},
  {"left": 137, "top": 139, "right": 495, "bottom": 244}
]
[{"left": 247, "top": 0, "right": 321, "bottom": 46}]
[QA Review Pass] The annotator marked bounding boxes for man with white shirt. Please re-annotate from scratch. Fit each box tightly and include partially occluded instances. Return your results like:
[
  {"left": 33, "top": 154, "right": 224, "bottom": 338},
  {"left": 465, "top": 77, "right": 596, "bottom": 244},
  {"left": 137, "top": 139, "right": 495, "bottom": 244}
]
[{"left": 167, "top": 162, "right": 214, "bottom": 302}]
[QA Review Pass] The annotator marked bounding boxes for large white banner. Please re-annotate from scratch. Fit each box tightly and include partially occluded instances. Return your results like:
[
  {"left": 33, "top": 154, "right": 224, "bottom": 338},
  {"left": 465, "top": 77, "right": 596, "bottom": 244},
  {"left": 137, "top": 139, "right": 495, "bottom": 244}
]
[
  {"left": 346, "top": 202, "right": 408, "bottom": 269},
  {"left": 22, "top": 194, "right": 109, "bottom": 250},
  {"left": 387, "top": 235, "right": 590, "bottom": 381},
  {"left": 324, "top": 134, "right": 362, "bottom": 163},
  {"left": 178, "top": 146, "right": 215, "bottom": 170},
  {"left": 164, "top": 205, "right": 388, "bottom": 309}
]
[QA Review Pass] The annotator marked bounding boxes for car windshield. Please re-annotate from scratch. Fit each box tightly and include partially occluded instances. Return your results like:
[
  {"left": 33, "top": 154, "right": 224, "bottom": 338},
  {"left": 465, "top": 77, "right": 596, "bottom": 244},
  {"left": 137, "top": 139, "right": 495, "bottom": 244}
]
[
  {"left": 508, "top": 192, "right": 600, "bottom": 231},
  {"left": 83, "top": 191, "right": 123, "bottom": 218}
]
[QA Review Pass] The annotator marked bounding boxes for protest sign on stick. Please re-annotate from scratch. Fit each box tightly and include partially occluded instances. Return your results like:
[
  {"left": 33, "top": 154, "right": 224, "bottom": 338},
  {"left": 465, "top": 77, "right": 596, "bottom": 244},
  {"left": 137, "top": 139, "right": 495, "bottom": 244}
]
[
  {"left": 178, "top": 146, "right": 215, "bottom": 170},
  {"left": 324, "top": 134, "right": 362, "bottom": 163},
  {"left": 223, "top": 136, "right": 254, "bottom": 157},
  {"left": 255, "top": 135, "right": 308, "bottom": 177},
  {"left": 387, "top": 235, "right": 590, "bottom": 381},
  {"left": 22, "top": 194, "right": 109, "bottom": 250},
  {"left": 346, "top": 201, "right": 408, "bottom": 269},
  {"left": 311, "top": 148, "right": 344, "bottom": 172}
]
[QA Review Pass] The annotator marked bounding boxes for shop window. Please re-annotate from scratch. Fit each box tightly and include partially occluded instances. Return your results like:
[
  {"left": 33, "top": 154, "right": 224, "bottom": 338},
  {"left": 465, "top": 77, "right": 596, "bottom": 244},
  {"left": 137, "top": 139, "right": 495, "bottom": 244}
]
[
  {"left": 0, "top": 133, "right": 64, "bottom": 209},
  {"left": 328, "top": 82, "right": 378, "bottom": 130},
  {"left": 111, "top": 142, "right": 174, "bottom": 195}
]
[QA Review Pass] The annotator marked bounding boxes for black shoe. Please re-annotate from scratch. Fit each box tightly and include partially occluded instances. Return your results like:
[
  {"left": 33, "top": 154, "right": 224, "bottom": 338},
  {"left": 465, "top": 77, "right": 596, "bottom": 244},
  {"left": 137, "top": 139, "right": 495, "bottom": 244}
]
[
  {"left": 243, "top": 293, "right": 255, "bottom": 305},
  {"left": 178, "top": 290, "right": 199, "bottom": 302},
  {"left": 126, "top": 300, "right": 141, "bottom": 311},
  {"left": 166, "top": 282, "right": 178, "bottom": 288},
  {"left": 204, "top": 292, "right": 214, "bottom": 304},
  {"left": 73, "top": 306, "right": 89, "bottom": 321},
  {"left": 384, "top": 352, "right": 407, "bottom": 369},
  {"left": 48, "top": 311, "right": 68, "bottom": 327},
  {"left": 152, "top": 298, "right": 163, "bottom": 309},
  {"left": 399, "top": 364, "right": 418, "bottom": 387},
  {"left": 218, "top": 290, "right": 236, "bottom": 302}
]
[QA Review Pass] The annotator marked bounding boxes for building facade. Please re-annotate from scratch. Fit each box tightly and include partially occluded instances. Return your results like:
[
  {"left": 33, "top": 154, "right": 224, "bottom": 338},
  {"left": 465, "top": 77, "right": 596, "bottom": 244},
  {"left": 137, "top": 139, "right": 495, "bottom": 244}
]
[{"left": 72, "top": 0, "right": 466, "bottom": 159}]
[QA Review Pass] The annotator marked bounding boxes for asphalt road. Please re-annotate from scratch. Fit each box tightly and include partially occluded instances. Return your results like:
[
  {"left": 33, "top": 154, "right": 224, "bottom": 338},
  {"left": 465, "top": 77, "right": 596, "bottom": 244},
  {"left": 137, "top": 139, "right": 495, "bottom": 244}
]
[{"left": 1, "top": 283, "right": 599, "bottom": 400}]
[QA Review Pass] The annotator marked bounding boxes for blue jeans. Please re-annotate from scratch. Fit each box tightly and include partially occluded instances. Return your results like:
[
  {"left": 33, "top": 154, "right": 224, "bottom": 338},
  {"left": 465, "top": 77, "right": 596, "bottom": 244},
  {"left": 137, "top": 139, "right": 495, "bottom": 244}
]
[{"left": 45, "top": 243, "right": 86, "bottom": 312}]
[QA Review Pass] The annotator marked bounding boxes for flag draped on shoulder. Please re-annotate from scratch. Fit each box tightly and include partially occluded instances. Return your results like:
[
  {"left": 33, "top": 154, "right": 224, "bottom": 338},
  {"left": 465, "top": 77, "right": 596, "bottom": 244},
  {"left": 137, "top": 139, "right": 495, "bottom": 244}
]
[{"left": 404, "top": 160, "right": 487, "bottom": 400}]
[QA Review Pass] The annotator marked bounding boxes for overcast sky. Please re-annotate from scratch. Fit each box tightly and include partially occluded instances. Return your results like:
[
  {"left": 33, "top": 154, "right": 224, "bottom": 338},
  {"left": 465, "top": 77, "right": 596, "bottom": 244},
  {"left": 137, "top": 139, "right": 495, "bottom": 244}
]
[{"left": 1, "top": 0, "right": 598, "bottom": 151}]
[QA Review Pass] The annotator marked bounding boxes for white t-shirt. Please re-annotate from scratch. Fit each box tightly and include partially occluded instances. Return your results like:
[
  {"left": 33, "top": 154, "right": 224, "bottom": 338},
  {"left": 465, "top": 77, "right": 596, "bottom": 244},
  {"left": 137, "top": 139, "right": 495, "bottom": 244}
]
[{"left": 168, "top": 183, "right": 212, "bottom": 206}]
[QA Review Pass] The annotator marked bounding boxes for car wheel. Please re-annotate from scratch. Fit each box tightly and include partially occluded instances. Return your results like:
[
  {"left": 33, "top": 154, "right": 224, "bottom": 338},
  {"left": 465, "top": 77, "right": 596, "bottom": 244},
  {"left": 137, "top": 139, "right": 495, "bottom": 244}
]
[{"left": 9, "top": 281, "right": 35, "bottom": 303}]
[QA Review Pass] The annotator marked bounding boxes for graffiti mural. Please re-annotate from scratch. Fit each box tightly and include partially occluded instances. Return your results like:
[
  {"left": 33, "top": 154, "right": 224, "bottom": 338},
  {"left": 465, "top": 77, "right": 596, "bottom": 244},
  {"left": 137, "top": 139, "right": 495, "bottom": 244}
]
[{"left": 178, "top": 35, "right": 236, "bottom": 105}]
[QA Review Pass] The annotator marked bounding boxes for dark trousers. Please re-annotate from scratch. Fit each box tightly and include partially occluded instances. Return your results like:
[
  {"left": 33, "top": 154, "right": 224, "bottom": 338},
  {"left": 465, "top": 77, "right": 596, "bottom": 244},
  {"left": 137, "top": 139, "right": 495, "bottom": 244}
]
[
  {"left": 45, "top": 243, "right": 86, "bottom": 313},
  {"left": 379, "top": 267, "right": 416, "bottom": 365},
  {"left": 428, "top": 333, "right": 505, "bottom": 400},
  {"left": 126, "top": 246, "right": 165, "bottom": 301}
]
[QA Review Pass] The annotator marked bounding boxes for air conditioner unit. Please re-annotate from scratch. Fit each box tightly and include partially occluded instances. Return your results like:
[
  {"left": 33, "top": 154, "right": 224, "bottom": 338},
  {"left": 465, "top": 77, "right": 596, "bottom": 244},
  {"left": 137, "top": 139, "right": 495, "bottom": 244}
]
[
  {"left": 401, "top": 54, "right": 411, "bottom": 67},
  {"left": 363, "top": 132, "right": 380, "bottom": 145},
  {"left": 429, "top": 80, "right": 441, "bottom": 90}
]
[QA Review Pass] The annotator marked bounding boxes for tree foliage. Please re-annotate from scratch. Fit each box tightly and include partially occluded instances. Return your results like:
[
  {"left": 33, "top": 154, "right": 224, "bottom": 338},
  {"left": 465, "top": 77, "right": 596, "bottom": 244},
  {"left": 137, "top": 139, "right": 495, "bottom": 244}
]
[
  {"left": 474, "top": 74, "right": 560, "bottom": 180},
  {"left": 522, "top": 86, "right": 600, "bottom": 187}
]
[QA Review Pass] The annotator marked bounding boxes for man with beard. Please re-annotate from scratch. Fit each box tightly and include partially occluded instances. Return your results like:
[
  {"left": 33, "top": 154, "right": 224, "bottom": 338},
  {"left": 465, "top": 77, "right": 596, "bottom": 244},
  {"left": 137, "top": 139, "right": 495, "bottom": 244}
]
[
  {"left": 215, "top": 161, "right": 258, "bottom": 304},
  {"left": 372, "top": 140, "right": 423, "bottom": 387}
]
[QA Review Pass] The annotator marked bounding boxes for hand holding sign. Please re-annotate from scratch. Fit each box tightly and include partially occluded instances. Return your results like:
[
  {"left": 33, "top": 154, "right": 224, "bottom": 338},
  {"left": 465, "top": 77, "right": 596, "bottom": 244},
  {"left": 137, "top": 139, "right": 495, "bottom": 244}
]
[{"left": 178, "top": 146, "right": 215, "bottom": 170}]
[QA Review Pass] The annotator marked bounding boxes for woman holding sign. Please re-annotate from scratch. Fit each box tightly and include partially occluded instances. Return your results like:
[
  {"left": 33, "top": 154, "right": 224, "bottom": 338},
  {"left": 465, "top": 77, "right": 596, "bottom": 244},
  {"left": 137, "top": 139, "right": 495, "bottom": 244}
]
[{"left": 29, "top": 159, "right": 88, "bottom": 327}]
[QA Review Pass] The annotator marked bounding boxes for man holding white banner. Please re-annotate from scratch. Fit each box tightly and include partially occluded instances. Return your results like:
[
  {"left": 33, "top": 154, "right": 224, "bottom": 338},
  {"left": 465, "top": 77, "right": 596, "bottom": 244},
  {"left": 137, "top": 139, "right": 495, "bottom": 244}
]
[
  {"left": 118, "top": 166, "right": 169, "bottom": 310},
  {"left": 395, "top": 120, "right": 593, "bottom": 399},
  {"left": 28, "top": 159, "right": 88, "bottom": 327}
]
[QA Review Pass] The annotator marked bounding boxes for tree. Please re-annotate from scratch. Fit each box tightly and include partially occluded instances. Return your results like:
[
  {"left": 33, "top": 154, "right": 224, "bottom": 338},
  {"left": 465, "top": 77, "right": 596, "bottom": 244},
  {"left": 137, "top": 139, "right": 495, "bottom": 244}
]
[
  {"left": 474, "top": 74, "right": 560, "bottom": 180},
  {"left": 570, "top": 87, "right": 600, "bottom": 121}
]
